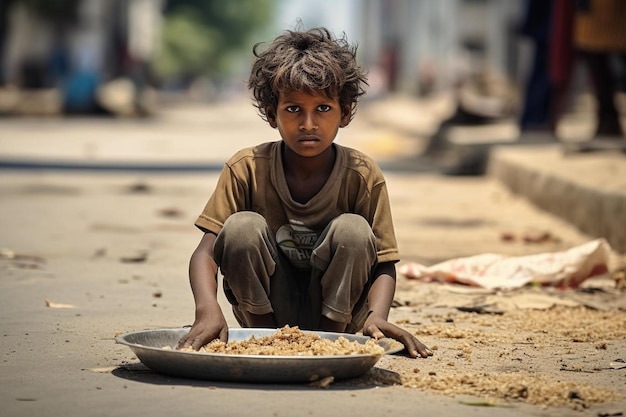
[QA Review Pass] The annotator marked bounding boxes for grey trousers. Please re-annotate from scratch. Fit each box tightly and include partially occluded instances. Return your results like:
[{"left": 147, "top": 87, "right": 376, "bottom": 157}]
[{"left": 213, "top": 212, "right": 377, "bottom": 333}]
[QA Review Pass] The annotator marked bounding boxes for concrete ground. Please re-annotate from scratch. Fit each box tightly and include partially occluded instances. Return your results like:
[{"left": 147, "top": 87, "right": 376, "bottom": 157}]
[{"left": 0, "top": 94, "right": 624, "bottom": 417}]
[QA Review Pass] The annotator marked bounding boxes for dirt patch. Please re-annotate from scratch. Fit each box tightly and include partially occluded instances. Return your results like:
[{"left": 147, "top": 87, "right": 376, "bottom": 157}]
[{"left": 359, "top": 290, "right": 626, "bottom": 411}]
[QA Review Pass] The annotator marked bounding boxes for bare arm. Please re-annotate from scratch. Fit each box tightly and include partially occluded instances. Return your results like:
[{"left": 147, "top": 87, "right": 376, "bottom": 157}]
[
  {"left": 177, "top": 232, "right": 228, "bottom": 350},
  {"left": 363, "top": 261, "right": 432, "bottom": 358}
]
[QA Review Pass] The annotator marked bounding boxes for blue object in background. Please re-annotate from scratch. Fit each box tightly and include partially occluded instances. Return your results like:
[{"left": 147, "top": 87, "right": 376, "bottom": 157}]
[{"left": 63, "top": 70, "right": 100, "bottom": 113}]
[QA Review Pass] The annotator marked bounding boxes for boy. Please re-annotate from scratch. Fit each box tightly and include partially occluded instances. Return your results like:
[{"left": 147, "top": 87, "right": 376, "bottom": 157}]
[{"left": 178, "top": 27, "right": 431, "bottom": 358}]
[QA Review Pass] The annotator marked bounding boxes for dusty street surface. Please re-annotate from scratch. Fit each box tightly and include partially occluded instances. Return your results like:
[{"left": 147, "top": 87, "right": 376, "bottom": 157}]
[{"left": 1, "top": 98, "right": 625, "bottom": 416}]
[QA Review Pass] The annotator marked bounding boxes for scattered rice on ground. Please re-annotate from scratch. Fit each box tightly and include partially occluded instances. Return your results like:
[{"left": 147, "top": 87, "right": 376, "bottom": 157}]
[{"left": 361, "top": 305, "right": 626, "bottom": 410}]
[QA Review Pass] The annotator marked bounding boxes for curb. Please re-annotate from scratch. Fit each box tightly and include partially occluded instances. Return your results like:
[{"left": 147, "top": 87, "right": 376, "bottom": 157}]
[
  {"left": 0, "top": 158, "right": 224, "bottom": 172},
  {"left": 488, "top": 145, "right": 626, "bottom": 253}
]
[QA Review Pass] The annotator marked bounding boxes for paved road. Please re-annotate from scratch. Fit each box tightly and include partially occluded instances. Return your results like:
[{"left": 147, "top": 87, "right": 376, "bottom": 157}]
[{"left": 0, "top": 96, "right": 621, "bottom": 417}]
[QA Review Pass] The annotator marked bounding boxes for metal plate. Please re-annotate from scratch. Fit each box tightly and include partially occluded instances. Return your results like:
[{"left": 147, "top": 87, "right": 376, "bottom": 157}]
[{"left": 115, "top": 328, "right": 400, "bottom": 383}]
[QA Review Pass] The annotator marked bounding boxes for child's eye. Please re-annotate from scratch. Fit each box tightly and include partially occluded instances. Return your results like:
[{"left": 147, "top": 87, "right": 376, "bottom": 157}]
[
  {"left": 286, "top": 106, "right": 300, "bottom": 113},
  {"left": 317, "top": 104, "right": 331, "bottom": 112}
]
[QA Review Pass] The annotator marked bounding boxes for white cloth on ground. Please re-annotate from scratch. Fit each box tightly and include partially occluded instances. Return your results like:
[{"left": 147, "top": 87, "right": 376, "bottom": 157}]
[{"left": 399, "top": 239, "right": 611, "bottom": 289}]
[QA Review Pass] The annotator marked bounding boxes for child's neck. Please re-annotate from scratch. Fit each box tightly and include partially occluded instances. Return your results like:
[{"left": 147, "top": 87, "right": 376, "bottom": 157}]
[
  {"left": 282, "top": 144, "right": 336, "bottom": 203},
  {"left": 282, "top": 143, "right": 335, "bottom": 180}
]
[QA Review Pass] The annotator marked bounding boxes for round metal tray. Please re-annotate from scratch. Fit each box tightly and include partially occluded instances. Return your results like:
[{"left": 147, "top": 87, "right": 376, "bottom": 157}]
[{"left": 116, "top": 328, "right": 402, "bottom": 383}]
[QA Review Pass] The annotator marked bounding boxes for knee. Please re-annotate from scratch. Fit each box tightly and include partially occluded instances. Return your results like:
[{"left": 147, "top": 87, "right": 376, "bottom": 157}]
[
  {"left": 331, "top": 214, "right": 375, "bottom": 248},
  {"left": 220, "top": 212, "right": 268, "bottom": 248}
]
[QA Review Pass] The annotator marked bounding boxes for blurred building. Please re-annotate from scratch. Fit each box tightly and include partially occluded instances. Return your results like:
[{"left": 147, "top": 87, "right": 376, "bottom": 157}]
[
  {"left": 358, "top": 0, "right": 523, "bottom": 94},
  {"left": 277, "top": 0, "right": 524, "bottom": 96},
  {"left": 271, "top": 0, "right": 526, "bottom": 131},
  {"left": 0, "top": 0, "right": 164, "bottom": 115},
  {"left": 2, "top": 0, "right": 530, "bottom": 115}
]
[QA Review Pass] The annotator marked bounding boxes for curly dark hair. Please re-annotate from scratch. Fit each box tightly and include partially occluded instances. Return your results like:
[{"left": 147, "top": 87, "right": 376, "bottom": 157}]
[{"left": 248, "top": 27, "right": 368, "bottom": 123}]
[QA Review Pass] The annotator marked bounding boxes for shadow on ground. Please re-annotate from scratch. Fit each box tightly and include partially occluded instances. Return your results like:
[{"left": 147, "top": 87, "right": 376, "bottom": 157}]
[{"left": 111, "top": 362, "right": 402, "bottom": 390}]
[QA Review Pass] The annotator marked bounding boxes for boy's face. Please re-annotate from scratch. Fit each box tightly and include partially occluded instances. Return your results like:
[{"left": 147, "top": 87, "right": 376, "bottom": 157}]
[{"left": 268, "top": 90, "right": 350, "bottom": 159}]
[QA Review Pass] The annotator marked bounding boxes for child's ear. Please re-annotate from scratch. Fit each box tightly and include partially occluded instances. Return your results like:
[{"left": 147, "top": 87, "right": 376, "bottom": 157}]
[
  {"left": 340, "top": 107, "right": 352, "bottom": 128},
  {"left": 267, "top": 108, "right": 278, "bottom": 128}
]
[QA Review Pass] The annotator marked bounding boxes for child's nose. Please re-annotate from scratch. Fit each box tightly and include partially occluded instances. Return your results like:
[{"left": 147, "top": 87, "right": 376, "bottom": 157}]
[{"left": 299, "top": 113, "right": 318, "bottom": 131}]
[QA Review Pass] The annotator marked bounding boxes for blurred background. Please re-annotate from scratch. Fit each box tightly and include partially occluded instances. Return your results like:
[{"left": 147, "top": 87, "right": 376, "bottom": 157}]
[{"left": 0, "top": 0, "right": 624, "bottom": 143}]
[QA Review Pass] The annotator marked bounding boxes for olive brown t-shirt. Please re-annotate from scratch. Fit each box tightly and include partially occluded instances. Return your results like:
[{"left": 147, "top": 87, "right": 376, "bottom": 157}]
[{"left": 195, "top": 141, "right": 400, "bottom": 266}]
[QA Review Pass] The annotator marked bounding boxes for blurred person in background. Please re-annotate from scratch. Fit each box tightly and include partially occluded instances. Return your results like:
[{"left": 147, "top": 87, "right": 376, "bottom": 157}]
[
  {"left": 518, "top": 0, "right": 576, "bottom": 136},
  {"left": 518, "top": 0, "right": 625, "bottom": 145},
  {"left": 518, "top": 0, "right": 554, "bottom": 133},
  {"left": 574, "top": 0, "right": 626, "bottom": 141}
]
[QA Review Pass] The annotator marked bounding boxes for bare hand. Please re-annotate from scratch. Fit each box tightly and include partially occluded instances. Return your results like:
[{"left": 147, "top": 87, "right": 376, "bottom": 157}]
[
  {"left": 177, "top": 310, "right": 228, "bottom": 350},
  {"left": 363, "top": 315, "right": 433, "bottom": 358}
]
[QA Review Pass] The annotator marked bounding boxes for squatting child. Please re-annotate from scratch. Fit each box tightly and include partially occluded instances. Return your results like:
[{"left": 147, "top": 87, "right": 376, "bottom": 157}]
[{"left": 178, "top": 27, "right": 431, "bottom": 358}]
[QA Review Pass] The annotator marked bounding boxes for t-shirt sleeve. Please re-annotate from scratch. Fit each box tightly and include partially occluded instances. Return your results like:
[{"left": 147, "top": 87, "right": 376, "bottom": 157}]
[
  {"left": 195, "top": 163, "right": 247, "bottom": 235},
  {"left": 369, "top": 179, "right": 400, "bottom": 263}
]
